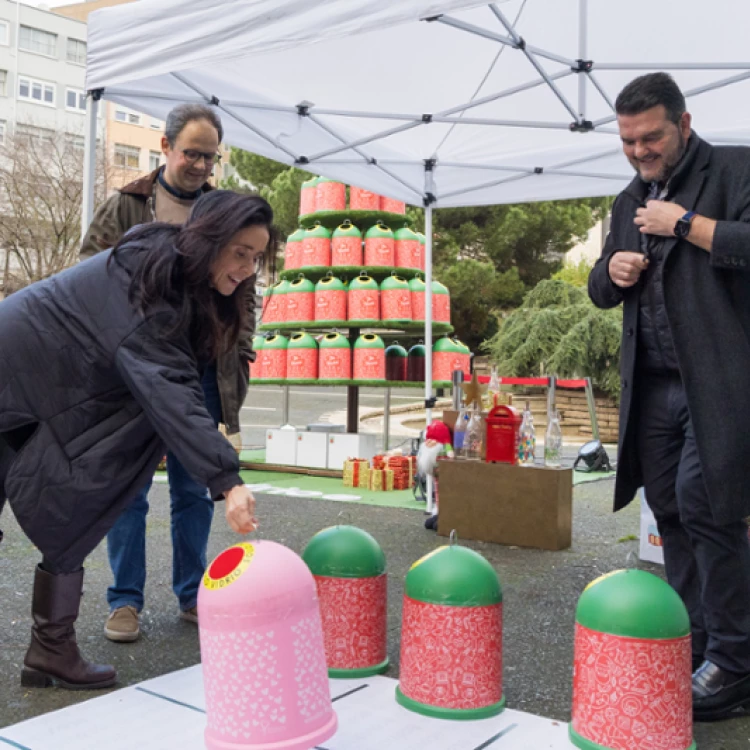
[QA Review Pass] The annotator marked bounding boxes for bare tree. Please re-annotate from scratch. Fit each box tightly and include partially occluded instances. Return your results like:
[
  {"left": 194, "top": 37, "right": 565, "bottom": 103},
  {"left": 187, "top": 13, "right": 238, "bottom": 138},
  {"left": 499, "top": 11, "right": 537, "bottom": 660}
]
[{"left": 0, "top": 127, "right": 111, "bottom": 295}]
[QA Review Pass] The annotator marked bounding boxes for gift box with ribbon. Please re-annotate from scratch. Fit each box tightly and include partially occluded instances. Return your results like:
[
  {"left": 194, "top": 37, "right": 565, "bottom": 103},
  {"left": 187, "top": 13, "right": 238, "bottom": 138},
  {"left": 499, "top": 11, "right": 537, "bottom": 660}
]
[
  {"left": 369, "top": 468, "right": 395, "bottom": 492},
  {"left": 343, "top": 458, "right": 370, "bottom": 488}
]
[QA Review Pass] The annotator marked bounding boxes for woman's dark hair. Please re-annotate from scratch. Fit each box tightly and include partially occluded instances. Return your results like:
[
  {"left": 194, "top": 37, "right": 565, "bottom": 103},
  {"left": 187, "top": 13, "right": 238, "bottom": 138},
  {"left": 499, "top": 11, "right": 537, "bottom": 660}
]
[
  {"left": 615, "top": 72, "right": 686, "bottom": 125},
  {"left": 111, "top": 190, "right": 277, "bottom": 361}
]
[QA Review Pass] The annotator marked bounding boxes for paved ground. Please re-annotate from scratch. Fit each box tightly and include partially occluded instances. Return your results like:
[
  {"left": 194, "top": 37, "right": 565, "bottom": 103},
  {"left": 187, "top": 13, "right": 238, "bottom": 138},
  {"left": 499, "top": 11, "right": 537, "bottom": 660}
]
[
  {"left": 1, "top": 390, "right": 749, "bottom": 747},
  {"left": 1, "top": 477, "right": 749, "bottom": 747}
]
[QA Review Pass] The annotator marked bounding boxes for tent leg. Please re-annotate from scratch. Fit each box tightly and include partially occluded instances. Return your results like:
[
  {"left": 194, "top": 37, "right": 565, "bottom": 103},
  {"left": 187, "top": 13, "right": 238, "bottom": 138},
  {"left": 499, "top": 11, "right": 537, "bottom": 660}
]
[
  {"left": 81, "top": 93, "right": 99, "bottom": 240},
  {"left": 424, "top": 201, "right": 435, "bottom": 516}
]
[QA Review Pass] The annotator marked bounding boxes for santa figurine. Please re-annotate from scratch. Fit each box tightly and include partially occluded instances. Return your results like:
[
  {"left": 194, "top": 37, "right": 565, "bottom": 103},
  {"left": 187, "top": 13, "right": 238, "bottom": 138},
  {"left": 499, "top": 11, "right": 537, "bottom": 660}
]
[{"left": 418, "top": 421, "right": 454, "bottom": 531}]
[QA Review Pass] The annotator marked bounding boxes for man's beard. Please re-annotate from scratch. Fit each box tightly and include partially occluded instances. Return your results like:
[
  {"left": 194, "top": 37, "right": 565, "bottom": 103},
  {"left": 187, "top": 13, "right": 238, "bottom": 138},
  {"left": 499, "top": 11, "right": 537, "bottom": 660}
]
[
  {"left": 417, "top": 440, "right": 444, "bottom": 477},
  {"left": 638, "top": 129, "right": 687, "bottom": 184}
]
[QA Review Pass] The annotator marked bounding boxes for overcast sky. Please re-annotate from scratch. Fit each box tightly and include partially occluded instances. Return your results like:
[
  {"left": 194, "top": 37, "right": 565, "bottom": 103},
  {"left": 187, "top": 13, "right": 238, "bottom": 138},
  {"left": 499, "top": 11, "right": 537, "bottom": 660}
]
[{"left": 20, "top": 1, "right": 81, "bottom": 7}]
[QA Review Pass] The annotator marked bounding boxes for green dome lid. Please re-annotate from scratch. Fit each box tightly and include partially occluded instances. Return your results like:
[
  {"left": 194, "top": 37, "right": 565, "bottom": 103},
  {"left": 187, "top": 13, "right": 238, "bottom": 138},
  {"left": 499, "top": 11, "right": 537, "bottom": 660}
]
[
  {"left": 409, "top": 276, "right": 426, "bottom": 291},
  {"left": 319, "top": 332, "right": 351, "bottom": 349},
  {"left": 304, "top": 222, "right": 331, "bottom": 239},
  {"left": 315, "top": 273, "right": 346, "bottom": 292},
  {"left": 394, "top": 225, "right": 419, "bottom": 241},
  {"left": 288, "top": 332, "right": 317, "bottom": 349},
  {"left": 263, "top": 334, "right": 289, "bottom": 350},
  {"left": 302, "top": 176, "right": 320, "bottom": 188},
  {"left": 252, "top": 335, "right": 265, "bottom": 351},
  {"left": 302, "top": 525, "right": 385, "bottom": 578},
  {"left": 354, "top": 333, "right": 385, "bottom": 350},
  {"left": 432, "top": 280, "right": 449, "bottom": 295},
  {"left": 332, "top": 220, "right": 362, "bottom": 238},
  {"left": 317, "top": 176, "right": 340, "bottom": 184},
  {"left": 405, "top": 545, "right": 502, "bottom": 607},
  {"left": 365, "top": 222, "right": 394, "bottom": 239},
  {"left": 576, "top": 569, "right": 690, "bottom": 639},
  {"left": 288, "top": 275, "right": 315, "bottom": 292},
  {"left": 349, "top": 272, "right": 379, "bottom": 291},
  {"left": 288, "top": 228, "right": 306, "bottom": 242},
  {"left": 408, "top": 342, "right": 426, "bottom": 356},
  {"left": 380, "top": 274, "right": 409, "bottom": 291},
  {"left": 266, "top": 279, "right": 290, "bottom": 296},
  {"left": 433, "top": 336, "right": 465, "bottom": 354},
  {"left": 386, "top": 343, "right": 408, "bottom": 358}
]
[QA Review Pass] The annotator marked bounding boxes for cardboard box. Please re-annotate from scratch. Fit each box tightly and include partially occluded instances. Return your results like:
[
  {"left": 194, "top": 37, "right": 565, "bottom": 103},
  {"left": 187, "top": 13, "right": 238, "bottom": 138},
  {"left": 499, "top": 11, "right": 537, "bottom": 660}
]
[
  {"left": 437, "top": 459, "right": 572, "bottom": 551},
  {"left": 639, "top": 489, "right": 665, "bottom": 565}
]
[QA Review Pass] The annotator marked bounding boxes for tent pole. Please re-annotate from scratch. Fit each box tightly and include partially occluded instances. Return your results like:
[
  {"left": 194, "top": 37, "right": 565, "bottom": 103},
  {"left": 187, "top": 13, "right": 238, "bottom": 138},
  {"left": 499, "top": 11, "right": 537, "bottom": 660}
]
[
  {"left": 81, "top": 92, "right": 100, "bottom": 242},
  {"left": 424, "top": 165, "right": 435, "bottom": 516},
  {"left": 578, "top": 0, "right": 588, "bottom": 119}
]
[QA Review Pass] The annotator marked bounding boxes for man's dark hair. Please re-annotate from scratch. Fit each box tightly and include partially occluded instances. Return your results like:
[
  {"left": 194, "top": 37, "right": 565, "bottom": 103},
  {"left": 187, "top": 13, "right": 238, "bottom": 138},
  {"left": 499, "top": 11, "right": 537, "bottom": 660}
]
[
  {"left": 165, "top": 103, "right": 224, "bottom": 146},
  {"left": 111, "top": 191, "right": 276, "bottom": 361},
  {"left": 615, "top": 72, "right": 686, "bottom": 124}
]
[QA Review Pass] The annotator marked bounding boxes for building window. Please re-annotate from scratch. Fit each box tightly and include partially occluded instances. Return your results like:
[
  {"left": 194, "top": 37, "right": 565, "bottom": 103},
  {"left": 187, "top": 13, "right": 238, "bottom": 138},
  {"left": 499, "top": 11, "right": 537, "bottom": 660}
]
[
  {"left": 115, "top": 107, "right": 142, "bottom": 126},
  {"left": 0, "top": 21, "right": 9, "bottom": 47},
  {"left": 0, "top": 70, "right": 6, "bottom": 97},
  {"left": 16, "top": 123, "right": 55, "bottom": 142},
  {"left": 0, "top": 120, "right": 6, "bottom": 145},
  {"left": 18, "top": 76, "right": 55, "bottom": 107},
  {"left": 66, "top": 88, "right": 86, "bottom": 113},
  {"left": 66, "top": 38, "right": 86, "bottom": 66},
  {"left": 150, "top": 117, "right": 162, "bottom": 130},
  {"left": 114, "top": 109, "right": 126, "bottom": 122},
  {"left": 66, "top": 133, "right": 85, "bottom": 150},
  {"left": 114, "top": 143, "right": 140, "bottom": 169},
  {"left": 149, "top": 150, "right": 161, "bottom": 171},
  {"left": 19, "top": 26, "right": 57, "bottom": 58},
  {"left": 128, "top": 112, "right": 141, "bottom": 125}
]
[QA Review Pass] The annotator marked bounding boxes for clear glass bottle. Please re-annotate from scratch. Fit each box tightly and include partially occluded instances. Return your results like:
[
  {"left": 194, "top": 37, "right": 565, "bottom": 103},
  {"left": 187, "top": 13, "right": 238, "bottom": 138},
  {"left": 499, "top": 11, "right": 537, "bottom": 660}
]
[
  {"left": 465, "top": 405, "right": 484, "bottom": 459},
  {"left": 544, "top": 408, "right": 563, "bottom": 468},
  {"left": 453, "top": 404, "right": 469, "bottom": 458},
  {"left": 485, "top": 366, "right": 501, "bottom": 409},
  {"left": 517, "top": 400, "right": 536, "bottom": 466}
]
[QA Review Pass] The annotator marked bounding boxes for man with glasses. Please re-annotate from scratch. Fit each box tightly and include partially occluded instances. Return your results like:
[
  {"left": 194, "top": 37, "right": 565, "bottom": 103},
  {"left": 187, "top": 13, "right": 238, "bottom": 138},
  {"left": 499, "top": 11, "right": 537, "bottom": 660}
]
[{"left": 81, "top": 104, "right": 254, "bottom": 644}]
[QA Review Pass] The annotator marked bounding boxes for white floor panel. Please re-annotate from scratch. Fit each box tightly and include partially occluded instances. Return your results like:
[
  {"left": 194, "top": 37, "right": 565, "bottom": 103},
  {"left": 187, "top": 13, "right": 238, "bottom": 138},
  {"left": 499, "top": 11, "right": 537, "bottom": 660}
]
[{"left": 0, "top": 666, "right": 574, "bottom": 750}]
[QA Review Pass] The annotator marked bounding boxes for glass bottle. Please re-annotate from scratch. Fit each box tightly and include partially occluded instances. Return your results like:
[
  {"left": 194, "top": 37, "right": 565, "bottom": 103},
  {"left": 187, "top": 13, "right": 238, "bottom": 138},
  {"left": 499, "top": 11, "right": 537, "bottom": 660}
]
[
  {"left": 485, "top": 366, "right": 501, "bottom": 409},
  {"left": 465, "top": 405, "right": 484, "bottom": 459},
  {"left": 544, "top": 408, "right": 563, "bottom": 468},
  {"left": 453, "top": 404, "right": 469, "bottom": 458},
  {"left": 517, "top": 400, "right": 536, "bottom": 466}
]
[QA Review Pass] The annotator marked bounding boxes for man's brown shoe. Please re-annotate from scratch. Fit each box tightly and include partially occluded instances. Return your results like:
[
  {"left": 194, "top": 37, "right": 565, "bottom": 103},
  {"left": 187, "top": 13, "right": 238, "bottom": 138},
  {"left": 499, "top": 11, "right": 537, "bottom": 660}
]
[
  {"left": 179, "top": 606, "right": 198, "bottom": 624},
  {"left": 104, "top": 606, "right": 140, "bottom": 643}
]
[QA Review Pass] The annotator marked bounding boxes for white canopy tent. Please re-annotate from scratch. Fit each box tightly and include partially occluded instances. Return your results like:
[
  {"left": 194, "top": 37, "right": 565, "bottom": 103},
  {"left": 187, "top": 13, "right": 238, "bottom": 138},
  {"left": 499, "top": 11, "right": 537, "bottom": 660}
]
[{"left": 83, "top": 0, "right": 750, "bottom": 482}]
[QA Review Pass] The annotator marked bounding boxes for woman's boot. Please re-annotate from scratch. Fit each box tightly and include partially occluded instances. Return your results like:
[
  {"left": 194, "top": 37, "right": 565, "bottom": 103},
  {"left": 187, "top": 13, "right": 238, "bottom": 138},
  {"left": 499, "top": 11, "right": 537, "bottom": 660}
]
[{"left": 22, "top": 564, "right": 117, "bottom": 689}]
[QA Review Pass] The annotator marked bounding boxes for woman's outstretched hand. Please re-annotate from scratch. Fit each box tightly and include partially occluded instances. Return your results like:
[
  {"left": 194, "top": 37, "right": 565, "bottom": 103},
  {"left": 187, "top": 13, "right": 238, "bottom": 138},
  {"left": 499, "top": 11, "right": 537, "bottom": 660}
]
[{"left": 224, "top": 485, "right": 259, "bottom": 534}]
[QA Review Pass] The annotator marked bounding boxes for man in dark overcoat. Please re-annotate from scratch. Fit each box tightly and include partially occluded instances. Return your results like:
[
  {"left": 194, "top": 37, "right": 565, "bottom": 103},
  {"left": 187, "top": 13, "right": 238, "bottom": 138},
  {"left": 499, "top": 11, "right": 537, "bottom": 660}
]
[{"left": 589, "top": 72, "right": 750, "bottom": 721}]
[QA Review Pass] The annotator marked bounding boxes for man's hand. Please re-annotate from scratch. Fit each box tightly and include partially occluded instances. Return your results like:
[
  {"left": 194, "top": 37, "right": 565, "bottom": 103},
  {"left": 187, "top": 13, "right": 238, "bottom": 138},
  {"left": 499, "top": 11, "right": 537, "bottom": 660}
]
[
  {"left": 635, "top": 200, "right": 684, "bottom": 237},
  {"left": 608, "top": 251, "right": 649, "bottom": 288},
  {"left": 224, "top": 485, "right": 258, "bottom": 534}
]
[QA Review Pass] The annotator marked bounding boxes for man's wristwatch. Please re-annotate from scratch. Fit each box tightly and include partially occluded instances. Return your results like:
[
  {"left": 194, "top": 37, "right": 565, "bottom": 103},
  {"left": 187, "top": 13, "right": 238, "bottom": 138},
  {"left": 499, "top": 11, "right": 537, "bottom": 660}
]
[{"left": 674, "top": 211, "right": 696, "bottom": 239}]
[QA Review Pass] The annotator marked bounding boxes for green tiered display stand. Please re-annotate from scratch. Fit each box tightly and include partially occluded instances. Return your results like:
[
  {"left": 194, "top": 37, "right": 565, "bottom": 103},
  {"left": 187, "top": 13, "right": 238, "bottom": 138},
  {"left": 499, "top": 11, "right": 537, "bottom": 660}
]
[{"left": 255, "top": 192, "right": 450, "bottom": 437}]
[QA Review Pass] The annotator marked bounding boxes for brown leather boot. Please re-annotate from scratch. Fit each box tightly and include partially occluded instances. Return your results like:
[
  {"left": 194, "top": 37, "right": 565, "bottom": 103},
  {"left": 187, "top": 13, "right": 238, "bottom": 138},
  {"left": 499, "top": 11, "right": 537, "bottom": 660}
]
[{"left": 22, "top": 564, "right": 117, "bottom": 690}]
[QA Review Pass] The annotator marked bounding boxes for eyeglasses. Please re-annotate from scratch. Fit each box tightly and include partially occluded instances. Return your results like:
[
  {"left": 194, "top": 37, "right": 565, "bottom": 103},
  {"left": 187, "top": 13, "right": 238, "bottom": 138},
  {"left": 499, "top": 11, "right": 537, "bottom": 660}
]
[{"left": 181, "top": 149, "right": 222, "bottom": 166}]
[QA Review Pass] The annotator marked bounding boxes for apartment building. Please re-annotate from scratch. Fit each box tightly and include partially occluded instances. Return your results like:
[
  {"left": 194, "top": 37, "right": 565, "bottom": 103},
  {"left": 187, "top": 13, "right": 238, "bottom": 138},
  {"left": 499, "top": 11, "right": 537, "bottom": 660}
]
[{"left": 0, "top": 0, "right": 103, "bottom": 144}]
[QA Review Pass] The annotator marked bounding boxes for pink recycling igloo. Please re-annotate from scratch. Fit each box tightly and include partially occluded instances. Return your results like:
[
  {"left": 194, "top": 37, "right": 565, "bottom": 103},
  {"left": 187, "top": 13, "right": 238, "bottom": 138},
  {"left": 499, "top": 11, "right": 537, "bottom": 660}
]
[{"left": 198, "top": 540, "right": 338, "bottom": 750}]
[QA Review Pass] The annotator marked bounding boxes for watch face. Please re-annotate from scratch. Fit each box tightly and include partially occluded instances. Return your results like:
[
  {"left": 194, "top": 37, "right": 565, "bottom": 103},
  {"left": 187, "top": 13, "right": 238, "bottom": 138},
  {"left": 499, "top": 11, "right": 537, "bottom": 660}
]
[{"left": 675, "top": 220, "right": 690, "bottom": 239}]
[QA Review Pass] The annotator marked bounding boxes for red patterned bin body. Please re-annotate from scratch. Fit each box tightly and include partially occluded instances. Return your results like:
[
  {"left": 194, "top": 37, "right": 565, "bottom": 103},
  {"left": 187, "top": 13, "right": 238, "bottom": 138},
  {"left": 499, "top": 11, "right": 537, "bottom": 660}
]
[
  {"left": 315, "top": 575, "right": 387, "bottom": 674},
  {"left": 348, "top": 274, "right": 380, "bottom": 322},
  {"left": 432, "top": 281, "right": 451, "bottom": 324},
  {"left": 364, "top": 222, "right": 395, "bottom": 267},
  {"left": 285, "top": 276, "right": 315, "bottom": 325},
  {"left": 299, "top": 176, "right": 318, "bottom": 216},
  {"left": 301, "top": 224, "right": 332, "bottom": 268},
  {"left": 315, "top": 290, "right": 347, "bottom": 323},
  {"left": 433, "top": 351, "right": 470, "bottom": 382},
  {"left": 399, "top": 598, "right": 503, "bottom": 710},
  {"left": 350, "top": 186, "right": 382, "bottom": 211},
  {"left": 316, "top": 178, "right": 346, "bottom": 212},
  {"left": 286, "top": 333, "right": 318, "bottom": 381},
  {"left": 381, "top": 196, "right": 406, "bottom": 214},
  {"left": 381, "top": 275, "right": 412, "bottom": 323},
  {"left": 353, "top": 334, "right": 385, "bottom": 381},
  {"left": 262, "top": 280, "right": 288, "bottom": 325},
  {"left": 318, "top": 335, "right": 351, "bottom": 382},
  {"left": 258, "top": 335, "right": 288, "bottom": 380},
  {"left": 285, "top": 228, "right": 305, "bottom": 270},
  {"left": 331, "top": 235, "right": 363, "bottom": 267}
]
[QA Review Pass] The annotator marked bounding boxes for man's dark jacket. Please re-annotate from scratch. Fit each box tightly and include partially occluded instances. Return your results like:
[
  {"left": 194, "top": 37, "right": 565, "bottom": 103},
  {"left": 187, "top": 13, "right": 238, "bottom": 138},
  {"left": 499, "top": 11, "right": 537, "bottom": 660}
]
[
  {"left": 0, "top": 247, "right": 242, "bottom": 571},
  {"left": 589, "top": 134, "right": 750, "bottom": 524},
  {"left": 79, "top": 168, "right": 254, "bottom": 435}
]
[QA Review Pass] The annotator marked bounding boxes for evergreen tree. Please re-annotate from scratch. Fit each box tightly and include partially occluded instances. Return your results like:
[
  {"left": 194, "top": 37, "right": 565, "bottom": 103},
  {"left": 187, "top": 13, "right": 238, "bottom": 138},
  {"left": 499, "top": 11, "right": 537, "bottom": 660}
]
[{"left": 483, "top": 279, "right": 622, "bottom": 400}]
